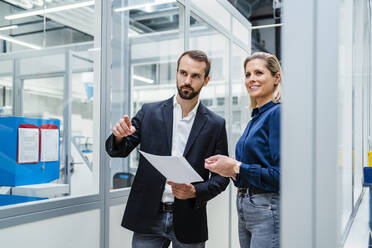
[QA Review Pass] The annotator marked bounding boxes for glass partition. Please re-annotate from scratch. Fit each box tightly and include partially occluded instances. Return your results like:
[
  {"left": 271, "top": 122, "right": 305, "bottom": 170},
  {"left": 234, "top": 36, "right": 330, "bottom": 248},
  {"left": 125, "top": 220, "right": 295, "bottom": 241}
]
[
  {"left": 0, "top": 77, "right": 12, "bottom": 115},
  {"left": 0, "top": 60, "right": 13, "bottom": 115},
  {"left": 337, "top": 0, "right": 372, "bottom": 239},
  {"left": 0, "top": 42, "right": 100, "bottom": 207},
  {"left": 109, "top": 0, "right": 182, "bottom": 190},
  {"left": 231, "top": 43, "right": 250, "bottom": 149},
  {"left": 0, "top": 0, "right": 94, "bottom": 53},
  {"left": 189, "top": 13, "right": 228, "bottom": 119},
  {"left": 190, "top": 0, "right": 231, "bottom": 32},
  {"left": 23, "top": 76, "right": 64, "bottom": 118}
]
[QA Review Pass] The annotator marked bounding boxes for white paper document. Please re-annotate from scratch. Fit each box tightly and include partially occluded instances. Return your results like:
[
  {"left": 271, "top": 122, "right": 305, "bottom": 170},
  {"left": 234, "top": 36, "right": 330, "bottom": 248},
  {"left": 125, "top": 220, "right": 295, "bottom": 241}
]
[
  {"left": 18, "top": 128, "right": 39, "bottom": 163},
  {"left": 40, "top": 129, "right": 59, "bottom": 162},
  {"left": 139, "top": 151, "right": 203, "bottom": 184}
]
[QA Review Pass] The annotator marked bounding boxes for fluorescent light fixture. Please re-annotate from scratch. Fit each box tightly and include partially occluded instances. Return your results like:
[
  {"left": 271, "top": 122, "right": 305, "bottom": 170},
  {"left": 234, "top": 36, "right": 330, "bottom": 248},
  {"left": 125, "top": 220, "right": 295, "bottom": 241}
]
[
  {"left": 5, "top": 1, "right": 94, "bottom": 20},
  {"left": 87, "top": 47, "right": 101, "bottom": 52},
  {"left": 0, "top": 34, "right": 41, "bottom": 50},
  {"left": 0, "top": 25, "right": 18, "bottom": 31},
  {"left": 114, "top": 0, "right": 176, "bottom": 12},
  {"left": 133, "top": 75, "right": 154, "bottom": 84},
  {"left": 251, "top": 23, "right": 283, "bottom": 30}
]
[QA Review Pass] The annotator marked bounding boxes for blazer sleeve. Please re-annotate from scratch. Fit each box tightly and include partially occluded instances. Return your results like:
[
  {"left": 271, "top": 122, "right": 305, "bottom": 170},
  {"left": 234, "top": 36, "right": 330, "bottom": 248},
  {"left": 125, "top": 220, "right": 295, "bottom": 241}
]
[
  {"left": 105, "top": 106, "right": 145, "bottom": 158},
  {"left": 193, "top": 119, "right": 230, "bottom": 208}
]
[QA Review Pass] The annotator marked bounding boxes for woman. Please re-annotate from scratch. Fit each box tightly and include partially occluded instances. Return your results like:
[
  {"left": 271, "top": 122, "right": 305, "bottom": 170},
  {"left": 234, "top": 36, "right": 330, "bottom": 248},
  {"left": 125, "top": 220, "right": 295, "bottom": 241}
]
[{"left": 205, "top": 52, "right": 281, "bottom": 248}]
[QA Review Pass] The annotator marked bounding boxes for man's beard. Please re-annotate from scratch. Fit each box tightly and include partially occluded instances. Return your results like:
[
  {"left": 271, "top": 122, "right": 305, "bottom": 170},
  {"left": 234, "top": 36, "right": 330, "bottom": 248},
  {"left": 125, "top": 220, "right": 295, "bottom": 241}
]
[{"left": 177, "top": 84, "right": 202, "bottom": 100}]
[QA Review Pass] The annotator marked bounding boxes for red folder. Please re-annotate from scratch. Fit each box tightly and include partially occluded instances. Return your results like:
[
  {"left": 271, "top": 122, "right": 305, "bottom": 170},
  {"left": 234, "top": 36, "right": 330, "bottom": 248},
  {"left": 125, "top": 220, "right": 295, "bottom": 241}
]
[{"left": 17, "top": 124, "right": 39, "bottom": 164}]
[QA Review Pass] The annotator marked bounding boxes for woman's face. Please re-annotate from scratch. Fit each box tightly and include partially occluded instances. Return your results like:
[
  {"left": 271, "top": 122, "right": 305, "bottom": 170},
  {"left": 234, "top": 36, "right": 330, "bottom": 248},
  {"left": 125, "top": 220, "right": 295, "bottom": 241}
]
[{"left": 245, "top": 58, "right": 279, "bottom": 107}]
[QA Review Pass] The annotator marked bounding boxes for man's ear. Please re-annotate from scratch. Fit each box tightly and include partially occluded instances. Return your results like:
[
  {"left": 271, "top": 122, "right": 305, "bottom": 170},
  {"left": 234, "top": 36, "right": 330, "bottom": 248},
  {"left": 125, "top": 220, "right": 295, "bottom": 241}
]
[{"left": 203, "top": 76, "right": 210, "bottom": 87}]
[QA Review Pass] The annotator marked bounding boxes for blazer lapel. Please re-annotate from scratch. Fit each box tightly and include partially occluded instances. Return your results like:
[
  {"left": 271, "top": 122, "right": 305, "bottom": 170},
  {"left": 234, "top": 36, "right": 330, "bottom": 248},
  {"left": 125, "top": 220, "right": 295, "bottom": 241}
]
[
  {"left": 183, "top": 104, "right": 207, "bottom": 157},
  {"left": 162, "top": 97, "right": 174, "bottom": 154}
]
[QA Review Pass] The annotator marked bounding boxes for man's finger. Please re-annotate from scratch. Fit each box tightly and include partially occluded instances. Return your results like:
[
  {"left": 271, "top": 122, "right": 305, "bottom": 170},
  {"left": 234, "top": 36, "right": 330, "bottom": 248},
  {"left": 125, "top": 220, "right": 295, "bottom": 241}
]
[
  {"left": 205, "top": 155, "right": 220, "bottom": 162},
  {"left": 123, "top": 115, "right": 132, "bottom": 128}
]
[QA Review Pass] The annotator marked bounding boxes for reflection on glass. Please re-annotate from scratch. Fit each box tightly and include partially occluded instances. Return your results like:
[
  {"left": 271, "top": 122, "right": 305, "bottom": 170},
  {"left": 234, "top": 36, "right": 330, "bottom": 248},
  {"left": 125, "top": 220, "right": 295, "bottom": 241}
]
[{"left": 110, "top": 0, "right": 181, "bottom": 190}]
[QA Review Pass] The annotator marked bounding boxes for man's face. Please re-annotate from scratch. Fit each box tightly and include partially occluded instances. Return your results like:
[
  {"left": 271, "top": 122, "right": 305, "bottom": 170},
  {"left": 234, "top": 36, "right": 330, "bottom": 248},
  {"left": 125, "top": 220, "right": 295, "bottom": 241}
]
[{"left": 176, "top": 55, "right": 209, "bottom": 100}]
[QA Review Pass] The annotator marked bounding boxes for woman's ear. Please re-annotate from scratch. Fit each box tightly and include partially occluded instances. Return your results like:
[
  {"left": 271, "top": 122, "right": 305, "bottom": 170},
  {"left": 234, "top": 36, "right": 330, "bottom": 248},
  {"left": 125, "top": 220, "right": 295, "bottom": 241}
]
[{"left": 274, "top": 73, "right": 281, "bottom": 85}]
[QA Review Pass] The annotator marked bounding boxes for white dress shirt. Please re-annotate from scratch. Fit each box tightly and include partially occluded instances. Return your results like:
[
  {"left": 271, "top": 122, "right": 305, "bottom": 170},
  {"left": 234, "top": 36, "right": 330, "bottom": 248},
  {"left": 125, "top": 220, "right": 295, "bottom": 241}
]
[{"left": 161, "top": 95, "right": 200, "bottom": 203}]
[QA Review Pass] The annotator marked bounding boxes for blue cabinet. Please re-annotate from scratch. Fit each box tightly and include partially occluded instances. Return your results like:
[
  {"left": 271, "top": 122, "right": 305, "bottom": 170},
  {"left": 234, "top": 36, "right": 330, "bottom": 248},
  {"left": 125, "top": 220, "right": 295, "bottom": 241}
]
[{"left": 0, "top": 117, "right": 60, "bottom": 186}]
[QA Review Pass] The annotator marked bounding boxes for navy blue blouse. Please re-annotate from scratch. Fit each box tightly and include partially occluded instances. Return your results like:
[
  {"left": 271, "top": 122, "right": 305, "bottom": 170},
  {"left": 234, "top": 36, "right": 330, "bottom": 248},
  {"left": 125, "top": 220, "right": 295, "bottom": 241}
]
[{"left": 234, "top": 101, "right": 280, "bottom": 192}]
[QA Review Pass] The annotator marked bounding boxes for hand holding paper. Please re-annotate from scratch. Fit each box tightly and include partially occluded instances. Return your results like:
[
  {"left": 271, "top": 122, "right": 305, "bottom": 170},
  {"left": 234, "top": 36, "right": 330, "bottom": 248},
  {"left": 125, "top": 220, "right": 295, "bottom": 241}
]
[
  {"left": 139, "top": 151, "right": 203, "bottom": 184},
  {"left": 167, "top": 181, "right": 196, "bottom": 199}
]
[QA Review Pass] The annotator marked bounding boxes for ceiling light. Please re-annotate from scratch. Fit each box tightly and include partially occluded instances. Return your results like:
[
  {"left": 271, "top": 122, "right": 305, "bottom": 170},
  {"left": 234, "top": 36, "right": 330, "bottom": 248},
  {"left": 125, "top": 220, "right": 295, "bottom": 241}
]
[
  {"left": 5, "top": 1, "right": 94, "bottom": 20},
  {"left": 87, "top": 47, "right": 101, "bottom": 52},
  {"left": 0, "top": 25, "right": 18, "bottom": 31},
  {"left": 0, "top": 34, "right": 41, "bottom": 50},
  {"left": 133, "top": 75, "right": 154, "bottom": 84},
  {"left": 251, "top": 23, "right": 283, "bottom": 30},
  {"left": 114, "top": 0, "right": 176, "bottom": 12}
]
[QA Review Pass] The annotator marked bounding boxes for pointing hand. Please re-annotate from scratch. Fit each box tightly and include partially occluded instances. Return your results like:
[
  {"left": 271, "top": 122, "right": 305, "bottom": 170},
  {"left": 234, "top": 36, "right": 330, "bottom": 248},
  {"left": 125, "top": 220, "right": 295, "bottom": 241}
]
[{"left": 112, "top": 115, "right": 136, "bottom": 143}]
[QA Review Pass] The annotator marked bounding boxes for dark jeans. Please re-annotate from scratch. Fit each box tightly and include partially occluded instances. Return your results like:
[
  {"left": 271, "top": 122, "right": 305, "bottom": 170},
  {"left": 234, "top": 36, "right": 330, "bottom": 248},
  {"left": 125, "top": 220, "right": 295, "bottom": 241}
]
[
  {"left": 237, "top": 192, "right": 280, "bottom": 248},
  {"left": 132, "top": 211, "right": 205, "bottom": 248}
]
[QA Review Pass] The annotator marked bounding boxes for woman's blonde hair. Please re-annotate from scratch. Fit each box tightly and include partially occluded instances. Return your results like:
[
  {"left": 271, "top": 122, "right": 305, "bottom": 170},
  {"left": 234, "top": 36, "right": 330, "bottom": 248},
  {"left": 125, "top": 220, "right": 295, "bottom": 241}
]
[{"left": 243, "top": 52, "right": 282, "bottom": 109}]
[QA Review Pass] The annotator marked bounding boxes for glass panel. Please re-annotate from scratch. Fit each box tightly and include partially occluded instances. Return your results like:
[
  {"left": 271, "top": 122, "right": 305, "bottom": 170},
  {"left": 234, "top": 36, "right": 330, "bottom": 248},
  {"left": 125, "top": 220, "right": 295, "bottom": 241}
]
[
  {"left": 231, "top": 43, "right": 250, "bottom": 149},
  {"left": 23, "top": 76, "right": 64, "bottom": 118},
  {"left": 20, "top": 54, "right": 65, "bottom": 75},
  {"left": 109, "top": 0, "right": 181, "bottom": 190},
  {"left": 189, "top": 12, "right": 228, "bottom": 121},
  {"left": 71, "top": 71, "right": 95, "bottom": 196},
  {"left": 0, "top": 76, "right": 12, "bottom": 115},
  {"left": 190, "top": 0, "right": 231, "bottom": 32},
  {"left": 0, "top": 0, "right": 94, "bottom": 53},
  {"left": 337, "top": 0, "right": 353, "bottom": 234},
  {"left": 0, "top": 60, "right": 12, "bottom": 74},
  {"left": 72, "top": 51, "right": 94, "bottom": 71},
  {"left": 232, "top": 17, "right": 250, "bottom": 46},
  {"left": 0, "top": 1, "right": 99, "bottom": 206},
  {"left": 352, "top": 0, "right": 365, "bottom": 209}
]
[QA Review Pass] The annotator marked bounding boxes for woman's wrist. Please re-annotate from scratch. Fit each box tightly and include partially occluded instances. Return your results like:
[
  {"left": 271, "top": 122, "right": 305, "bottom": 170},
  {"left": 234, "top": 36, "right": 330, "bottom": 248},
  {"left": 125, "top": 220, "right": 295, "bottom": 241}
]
[{"left": 232, "top": 161, "right": 241, "bottom": 180}]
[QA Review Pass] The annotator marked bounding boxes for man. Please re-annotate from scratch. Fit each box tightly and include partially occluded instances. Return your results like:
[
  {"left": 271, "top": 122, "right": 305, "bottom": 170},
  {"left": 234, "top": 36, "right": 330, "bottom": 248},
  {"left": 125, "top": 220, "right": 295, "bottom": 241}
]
[{"left": 105, "top": 50, "right": 229, "bottom": 248}]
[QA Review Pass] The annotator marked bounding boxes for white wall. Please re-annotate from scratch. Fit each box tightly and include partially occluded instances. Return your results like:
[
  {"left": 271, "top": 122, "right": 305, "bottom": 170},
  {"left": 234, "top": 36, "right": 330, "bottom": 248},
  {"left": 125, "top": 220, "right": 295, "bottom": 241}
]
[
  {"left": 206, "top": 187, "right": 230, "bottom": 248},
  {"left": 109, "top": 204, "right": 132, "bottom": 248},
  {"left": 0, "top": 209, "right": 100, "bottom": 248}
]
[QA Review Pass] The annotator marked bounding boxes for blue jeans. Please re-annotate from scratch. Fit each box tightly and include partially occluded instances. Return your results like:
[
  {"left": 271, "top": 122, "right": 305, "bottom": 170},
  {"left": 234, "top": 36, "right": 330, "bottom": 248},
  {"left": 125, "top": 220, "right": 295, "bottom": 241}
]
[
  {"left": 237, "top": 192, "right": 280, "bottom": 248},
  {"left": 132, "top": 211, "right": 205, "bottom": 248}
]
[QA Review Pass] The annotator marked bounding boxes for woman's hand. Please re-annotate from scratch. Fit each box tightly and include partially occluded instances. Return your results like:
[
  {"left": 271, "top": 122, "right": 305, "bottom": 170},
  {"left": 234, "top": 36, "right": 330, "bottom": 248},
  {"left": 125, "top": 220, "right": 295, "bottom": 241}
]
[{"left": 205, "top": 155, "right": 239, "bottom": 178}]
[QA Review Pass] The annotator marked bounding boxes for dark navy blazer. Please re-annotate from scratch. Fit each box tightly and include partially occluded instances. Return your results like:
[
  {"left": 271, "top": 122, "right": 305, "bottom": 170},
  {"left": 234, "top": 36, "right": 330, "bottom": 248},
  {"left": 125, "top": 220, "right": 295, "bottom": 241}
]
[{"left": 105, "top": 96, "right": 229, "bottom": 243}]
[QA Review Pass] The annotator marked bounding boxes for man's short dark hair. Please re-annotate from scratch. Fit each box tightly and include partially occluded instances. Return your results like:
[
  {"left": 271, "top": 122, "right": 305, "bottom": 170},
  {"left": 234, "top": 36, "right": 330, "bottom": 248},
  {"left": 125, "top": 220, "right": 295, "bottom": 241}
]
[{"left": 176, "top": 50, "right": 211, "bottom": 79}]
